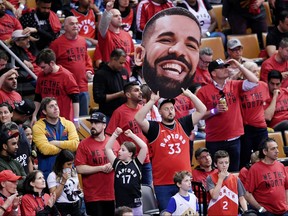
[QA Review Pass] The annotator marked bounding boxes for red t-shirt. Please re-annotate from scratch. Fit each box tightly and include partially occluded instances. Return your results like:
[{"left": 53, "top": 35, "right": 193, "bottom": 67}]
[
  {"left": 246, "top": 161, "right": 288, "bottom": 214},
  {"left": 136, "top": 0, "right": 174, "bottom": 31},
  {"left": 97, "top": 29, "right": 134, "bottom": 75},
  {"left": 240, "top": 81, "right": 269, "bottom": 128},
  {"left": 20, "top": 193, "right": 51, "bottom": 216},
  {"left": 264, "top": 88, "right": 288, "bottom": 128},
  {"left": 208, "top": 173, "right": 239, "bottom": 216},
  {"left": 71, "top": 9, "right": 96, "bottom": 39},
  {"left": 197, "top": 81, "right": 244, "bottom": 141},
  {"left": 0, "top": 14, "right": 22, "bottom": 40},
  {"left": 35, "top": 66, "right": 80, "bottom": 121},
  {"left": 0, "top": 90, "right": 22, "bottom": 108},
  {"left": 149, "top": 121, "right": 191, "bottom": 185},
  {"left": 174, "top": 94, "right": 194, "bottom": 119},
  {"left": 238, "top": 167, "right": 249, "bottom": 190},
  {"left": 49, "top": 35, "right": 93, "bottom": 92},
  {"left": 260, "top": 54, "right": 288, "bottom": 88},
  {"left": 75, "top": 135, "right": 120, "bottom": 202},
  {"left": 106, "top": 103, "right": 150, "bottom": 163},
  {"left": 194, "top": 67, "right": 212, "bottom": 86}
]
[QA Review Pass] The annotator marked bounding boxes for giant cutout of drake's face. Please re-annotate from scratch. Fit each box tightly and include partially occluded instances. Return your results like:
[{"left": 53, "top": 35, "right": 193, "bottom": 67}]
[{"left": 135, "top": 7, "right": 201, "bottom": 98}]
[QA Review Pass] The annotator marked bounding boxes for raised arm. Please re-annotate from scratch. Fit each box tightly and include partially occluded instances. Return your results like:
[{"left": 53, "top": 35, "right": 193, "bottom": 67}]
[
  {"left": 124, "top": 129, "right": 148, "bottom": 164},
  {"left": 264, "top": 89, "right": 279, "bottom": 121},
  {"left": 135, "top": 91, "right": 160, "bottom": 133},
  {"left": 209, "top": 170, "right": 227, "bottom": 200},
  {"left": 98, "top": 1, "right": 113, "bottom": 38},
  {"left": 181, "top": 88, "right": 207, "bottom": 125},
  {"left": 226, "top": 59, "right": 258, "bottom": 83},
  {"left": 105, "top": 127, "right": 122, "bottom": 164}
]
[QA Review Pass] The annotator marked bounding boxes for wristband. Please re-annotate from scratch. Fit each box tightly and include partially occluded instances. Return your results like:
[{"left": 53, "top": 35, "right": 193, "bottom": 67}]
[
  {"left": 210, "top": 108, "right": 218, "bottom": 115},
  {"left": 206, "top": 31, "right": 210, "bottom": 37},
  {"left": 0, "top": 206, "right": 6, "bottom": 212},
  {"left": 96, "top": 12, "right": 103, "bottom": 15},
  {"left": 74, "top": 118, "right": 79, "bottom": 122},
  {"left": 19, "top": 4, "right": 25, "bottom": 9}
]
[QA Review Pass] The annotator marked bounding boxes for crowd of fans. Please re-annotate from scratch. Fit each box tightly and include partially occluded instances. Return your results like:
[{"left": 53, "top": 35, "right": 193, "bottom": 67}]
[{"left": 0, "top": 0, "right": 288, "bottom": 215}]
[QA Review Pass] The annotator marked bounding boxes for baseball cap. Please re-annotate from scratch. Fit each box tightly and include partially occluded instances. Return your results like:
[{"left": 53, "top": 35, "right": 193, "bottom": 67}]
[
  {"left": 86, "top": 111, "right": 106, "bottom": 123},
  {"left": 208, "top": 59, "right": 229, "bottom": 73},
  {"left": 0, "top": 170, "right": 22, "bottom": 182},
  {"left": 14, "top": 99, "right": 35, "bottom": 115},
  {"left": 12, "top": 30, "right": 30, "bottom": 41},
  {"left": 227, "top": 39, "right": 243, "bottom": 50},
  {"left": 157, "top": 98, "right": 175, "bottom": 109},
  {"left": 195, "top": 147, "right": 209, "bottom": 159},
  {"left": 0, "top": 122, "right": 19, "bottom": 145}
]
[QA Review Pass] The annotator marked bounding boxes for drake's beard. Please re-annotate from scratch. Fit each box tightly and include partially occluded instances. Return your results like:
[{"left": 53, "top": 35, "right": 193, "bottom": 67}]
[{"left": 142, "top": 54, "right": 195, "bottom": 98}]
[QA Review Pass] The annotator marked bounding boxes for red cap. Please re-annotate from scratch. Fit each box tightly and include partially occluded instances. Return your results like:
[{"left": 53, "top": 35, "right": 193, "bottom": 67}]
[{"left": 0, "top": 170, "right": 22, "bottom": 182}]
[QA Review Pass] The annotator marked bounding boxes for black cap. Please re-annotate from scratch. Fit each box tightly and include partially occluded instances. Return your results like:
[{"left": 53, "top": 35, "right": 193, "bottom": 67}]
[
  {"left": 86, "top": 111, "right": 106, "bottom": 123},
  {"left": 0, "top": 122, "right": 19, "bottom": 145},
  {"left": 195, "top": 147, "right": 209, "bottom": 159},
  {"left": 157, "top": 98, "right": 175, "bottom": 109},
  {"left": 208, "top": 59, "right": 229, "bottom": 73},
  {"left": 14, "top": 99, "right": 35, "bottom": 115}
]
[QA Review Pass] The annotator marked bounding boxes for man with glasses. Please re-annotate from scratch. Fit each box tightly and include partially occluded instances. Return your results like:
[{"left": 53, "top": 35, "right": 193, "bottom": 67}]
[
  {"left": 196, "top": 58, "right": 259, "bottom": 172},
  {"left": 227, "top": 39, "right": 249, "bottom": 63},
  {"left": 192, "top": 147, "right": 217, "bottom": 186},
  {"left": 226, "top": 38, "right": 253, "bottom": 80},
  {"left": 194, "top": 47, "right": 213, "bottom": 86}
]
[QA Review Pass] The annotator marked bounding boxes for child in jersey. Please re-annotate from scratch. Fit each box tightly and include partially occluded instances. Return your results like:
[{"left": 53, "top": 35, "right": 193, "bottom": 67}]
[
  {"left": 105, "top": 127, "right": 148, "bottom": 216},
  {"left": 164, "top": 171, "right": 199, "bottom": 216},
  {"left": 206, "top": 150, "right": 248, "bottom": 216}
]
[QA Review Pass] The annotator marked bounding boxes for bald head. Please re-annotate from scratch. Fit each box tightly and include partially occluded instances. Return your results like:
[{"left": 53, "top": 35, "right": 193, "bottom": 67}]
[{"left": 64, "top": 16, "right": 79, "bottom": 38}]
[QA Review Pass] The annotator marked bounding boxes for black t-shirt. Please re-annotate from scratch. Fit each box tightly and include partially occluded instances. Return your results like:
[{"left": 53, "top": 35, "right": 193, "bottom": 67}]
[
  {"left": 113, "top": 157, "right": 142, "bottom": 208},
  {"left": 266, "top": 26, "right": 288, "bottom": 49},
  {"left": 15, "top": 127, "right": 31, "bottom": 174}
]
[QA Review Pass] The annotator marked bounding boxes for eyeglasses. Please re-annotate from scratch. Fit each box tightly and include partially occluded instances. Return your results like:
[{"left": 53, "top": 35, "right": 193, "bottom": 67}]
[
  {"left": 200, "top": 57, "right": 212, "bottom": 65},
  {"left": 17, "top": 37, "right": 29, "bottom": 41},
  {"left": 199, "top": 153, "right": 211, "bottom": 160},
  {"left": 229, "top": 47, "right": 243, "bottom": 52}
]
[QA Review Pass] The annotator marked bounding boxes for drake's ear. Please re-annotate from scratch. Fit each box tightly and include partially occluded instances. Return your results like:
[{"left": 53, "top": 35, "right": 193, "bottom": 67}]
[{"left": 134, "top": 45, "right": 146, "bottom": 66}]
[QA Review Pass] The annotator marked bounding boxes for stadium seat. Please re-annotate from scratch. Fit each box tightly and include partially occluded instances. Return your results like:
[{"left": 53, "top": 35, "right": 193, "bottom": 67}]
[
  {"left": 88, "top": 82, "right": 99, "bottom": 111},
  {"left": 284, "top": 130, "right": 288, "bottom": 146},
  {"left": 87, "top": 47, "right": 95, "bottom": 60},
  {"left": 212, "top": 5, "right": 230, "bottom": 32},
  {"left": 200, "top": 37, "right": 225, "bottom": 60},
  {"left": 263, "top": 2, "right": 273, "bottom": 27},
  {"left": 268, "top": 132, "right": 286, "bottom": 158},
  {"left": 26, "top": 0, "right": 36, "bottom": 9},
  {"left": 77, "top": 116, "right": 91, "bottom": 140},
  {"left": 141, "top": 185, "right": 159, "bottom": 215},
  {"left": 192, "top": 139, "right": 206, "bottom": 169},
  {"left": 227, "top": 34, "right": 261, "bottom": 59},
  {"left": 192, "top": 181, "right": 207, "bottom": 216},
  {"left": 262, "top": 32, "right": 267, "bottom": 48}
]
